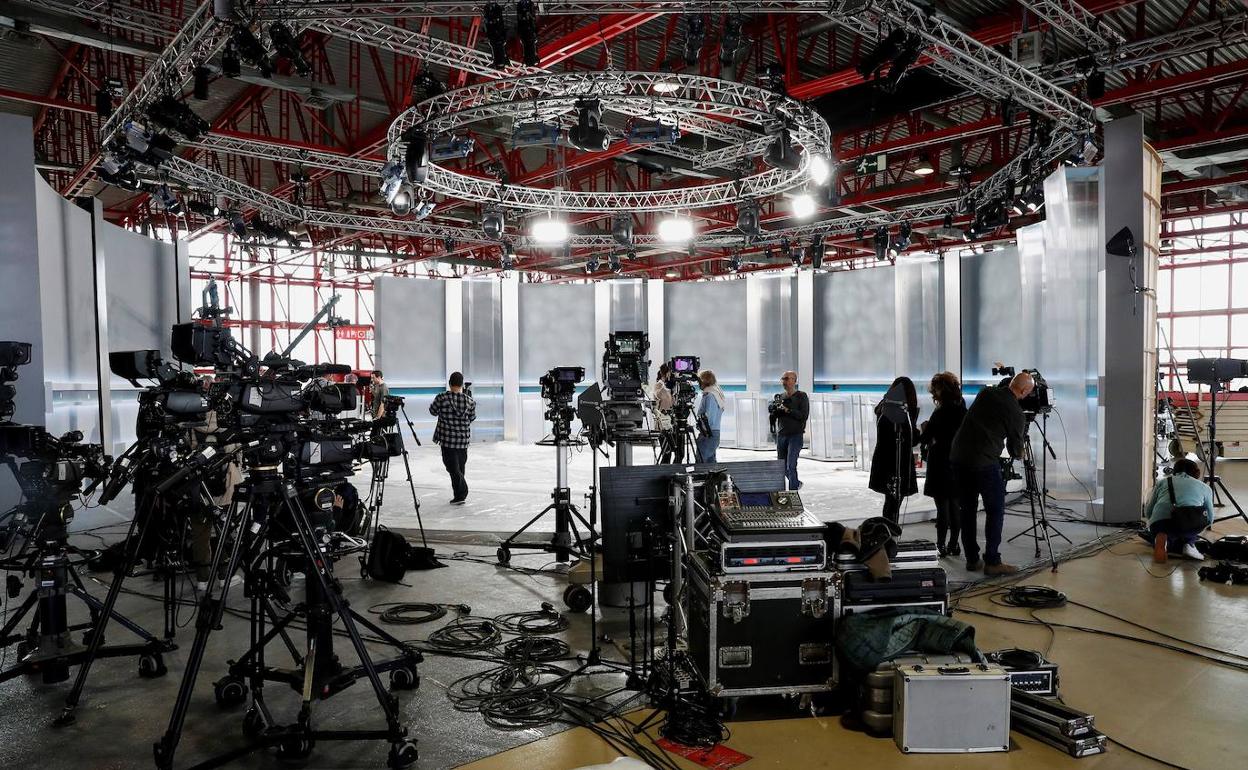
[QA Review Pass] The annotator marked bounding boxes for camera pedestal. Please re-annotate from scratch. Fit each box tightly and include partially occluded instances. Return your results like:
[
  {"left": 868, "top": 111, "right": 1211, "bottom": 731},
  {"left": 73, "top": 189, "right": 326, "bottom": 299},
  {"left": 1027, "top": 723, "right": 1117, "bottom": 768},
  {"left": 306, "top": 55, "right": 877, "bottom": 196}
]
[{"left": 497, "top": 437, "right": 595, "bottom": 565}]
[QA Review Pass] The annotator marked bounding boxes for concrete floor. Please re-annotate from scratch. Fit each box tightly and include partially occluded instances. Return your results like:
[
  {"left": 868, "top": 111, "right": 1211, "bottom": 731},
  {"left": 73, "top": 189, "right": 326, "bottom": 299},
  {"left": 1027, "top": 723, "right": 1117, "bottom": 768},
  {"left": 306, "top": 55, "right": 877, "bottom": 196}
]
[{"left": 2, "top": 447, "right": 1246, "bottom": 769}]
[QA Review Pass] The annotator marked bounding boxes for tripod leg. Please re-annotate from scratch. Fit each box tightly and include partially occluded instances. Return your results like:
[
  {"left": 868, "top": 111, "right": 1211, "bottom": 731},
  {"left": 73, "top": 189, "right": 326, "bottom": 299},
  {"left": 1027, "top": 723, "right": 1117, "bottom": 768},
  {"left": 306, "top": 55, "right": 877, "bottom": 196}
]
[{"left": 397, "top": 450, "right": 429, "bottom": 549}]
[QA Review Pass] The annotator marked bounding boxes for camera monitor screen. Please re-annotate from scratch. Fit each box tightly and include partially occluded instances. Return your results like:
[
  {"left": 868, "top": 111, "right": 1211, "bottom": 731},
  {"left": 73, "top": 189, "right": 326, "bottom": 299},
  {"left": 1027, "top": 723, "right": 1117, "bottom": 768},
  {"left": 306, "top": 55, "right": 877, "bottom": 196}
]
[{"left": 671, "top": 355, "right": 699, "bottom": 374}]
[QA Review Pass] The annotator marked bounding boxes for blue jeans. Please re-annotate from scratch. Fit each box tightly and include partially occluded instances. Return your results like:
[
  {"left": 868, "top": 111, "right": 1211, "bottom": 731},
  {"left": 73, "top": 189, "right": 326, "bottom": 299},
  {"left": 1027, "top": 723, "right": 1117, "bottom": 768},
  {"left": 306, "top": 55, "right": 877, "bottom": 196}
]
[
  {"left": 954, "top": 462, "right": 1006, "bottom": 566},
  {"left": 696, "top": 431, "right": 721, "bottom": 464},
  {"left": 776, "top": 433, "right": 802, "bottom": 490}
]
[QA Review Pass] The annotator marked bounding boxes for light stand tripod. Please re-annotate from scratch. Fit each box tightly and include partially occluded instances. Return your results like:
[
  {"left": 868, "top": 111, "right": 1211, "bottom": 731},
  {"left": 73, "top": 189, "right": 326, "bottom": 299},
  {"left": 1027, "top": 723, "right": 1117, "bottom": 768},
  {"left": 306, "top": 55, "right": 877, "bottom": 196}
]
[
  {"left": 359, "top": 402, "right": 431, "bottom": 551},
  {"left": 497, "top": 433, "right": 595, "bottom": 565},
  {"left": 1008, "top": 413, "right": 1068, "bottom": 569},
  {"left": 1202, "top": 381, "right": 1248, "bottom": 524}
]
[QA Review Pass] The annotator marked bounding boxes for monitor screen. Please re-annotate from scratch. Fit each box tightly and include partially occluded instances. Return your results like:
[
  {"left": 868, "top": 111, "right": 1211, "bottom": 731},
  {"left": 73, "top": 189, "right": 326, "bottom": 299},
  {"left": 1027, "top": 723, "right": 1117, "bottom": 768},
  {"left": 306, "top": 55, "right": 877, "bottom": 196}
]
[{"left": 738, "top": 491, "right": 772, "bottom": 508}]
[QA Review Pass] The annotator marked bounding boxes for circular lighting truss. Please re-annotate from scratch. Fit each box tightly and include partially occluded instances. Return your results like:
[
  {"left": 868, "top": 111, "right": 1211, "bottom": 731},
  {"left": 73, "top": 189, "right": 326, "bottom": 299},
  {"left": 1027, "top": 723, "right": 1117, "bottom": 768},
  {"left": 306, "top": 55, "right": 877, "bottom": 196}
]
[{"left": 386, "top": 71, "right": 830, "bottom": 214}]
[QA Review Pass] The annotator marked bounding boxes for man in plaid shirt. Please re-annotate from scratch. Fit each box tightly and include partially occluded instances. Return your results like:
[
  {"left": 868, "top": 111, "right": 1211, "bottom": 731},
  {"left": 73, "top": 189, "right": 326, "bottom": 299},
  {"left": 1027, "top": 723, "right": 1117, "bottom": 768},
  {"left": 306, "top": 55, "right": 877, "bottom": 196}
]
[{"left": 429, "top": 371, "right": 476, "bottom": 504}]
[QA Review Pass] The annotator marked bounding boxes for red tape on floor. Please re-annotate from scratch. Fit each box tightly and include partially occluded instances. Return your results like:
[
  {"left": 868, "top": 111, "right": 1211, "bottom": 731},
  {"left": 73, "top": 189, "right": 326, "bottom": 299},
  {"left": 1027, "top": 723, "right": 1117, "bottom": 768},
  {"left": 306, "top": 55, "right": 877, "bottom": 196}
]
[{"left": 655, "top": 738, "right": 752, "bottom": 769}]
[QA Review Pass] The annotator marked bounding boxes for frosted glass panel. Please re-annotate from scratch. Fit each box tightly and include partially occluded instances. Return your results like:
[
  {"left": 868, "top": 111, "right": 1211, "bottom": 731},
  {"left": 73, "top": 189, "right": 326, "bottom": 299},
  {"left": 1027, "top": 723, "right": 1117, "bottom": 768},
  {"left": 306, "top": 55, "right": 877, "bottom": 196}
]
[
  {"left": 519, "top": 284, "right": 595, "bottom": 382},
  {"left": 665, "top": 281, "right": 747, "bottom": 383},
  {"left": 463, "top": 278, "right": 503, "bottom": 441},
  {"left": 374, "top": 276, "right": 445, "bottom": 384},
  {"left": 961, "top": 246, "right": 1025, "bottom": 382},
  {"left": 813, "top": 269, "right": 896, "bottom": 383},
  {"left": 895, "top": 257, "right": 945, "bottom": 382},
  {"left": 757, "top": 274, "right": 798, "bottom": 397},
  {"left": 609, "top": 280, "right": 647, "bottom": 332}
]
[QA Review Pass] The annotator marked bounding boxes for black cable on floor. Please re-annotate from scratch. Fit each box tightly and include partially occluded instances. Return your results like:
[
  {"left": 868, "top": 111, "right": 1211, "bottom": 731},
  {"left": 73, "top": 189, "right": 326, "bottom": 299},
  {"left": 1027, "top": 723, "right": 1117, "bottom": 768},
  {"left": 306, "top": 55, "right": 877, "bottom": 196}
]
[
  {"left": 427, "top": 617, "right": 503, "bottom": 651},
  {"left": 1000, "top": 584, "right": 1067, "bottom": 609},
  {"left": 369, "top": 601, "right": 449, "bottom": 625},
  {"left": 501, "top": 635, "right": 570, "bottom": 662},
  {"left": 495, "top": 605, "right": 569, "bottom": 635}
]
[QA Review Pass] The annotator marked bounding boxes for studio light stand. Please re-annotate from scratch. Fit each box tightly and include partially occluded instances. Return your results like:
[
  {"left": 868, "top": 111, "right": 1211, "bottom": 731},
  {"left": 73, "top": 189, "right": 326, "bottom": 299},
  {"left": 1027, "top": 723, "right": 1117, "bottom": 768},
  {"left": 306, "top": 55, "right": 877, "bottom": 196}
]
[
  {"left": 1008, "top": 413, "right": 1068, "bottom": 570},
  {"left": 1200, "top": 379, "right": 1248, "bottom": 524},
  {"left": 497, "top": 432, "right": 594, "bottom": 565}
]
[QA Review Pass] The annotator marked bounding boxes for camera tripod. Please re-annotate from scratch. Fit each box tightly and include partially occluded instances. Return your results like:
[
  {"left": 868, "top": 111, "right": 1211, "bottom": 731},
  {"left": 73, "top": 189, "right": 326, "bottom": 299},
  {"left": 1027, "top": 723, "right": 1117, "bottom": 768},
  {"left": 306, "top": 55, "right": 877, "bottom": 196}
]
[
  {"left": 151, "top": 464, "right": 419, "bottom": 770},
  {"left": 360, "top": 402, "right": 431, "bottom": 551},
  {"left": 0, "top": 504, "right": 171, "bottom": 689},
  {"left": 1007, "top": 415, "right": 1068, "bottom": 569},
  {"left": 1202, "top": 382, "right": 1248, "bottom": 524},
  {"left": 498, "top": 432, "right": 594, "bottom": 564},
  {"left": 661, "top": 413, "right": 698, "bottom": 465}
]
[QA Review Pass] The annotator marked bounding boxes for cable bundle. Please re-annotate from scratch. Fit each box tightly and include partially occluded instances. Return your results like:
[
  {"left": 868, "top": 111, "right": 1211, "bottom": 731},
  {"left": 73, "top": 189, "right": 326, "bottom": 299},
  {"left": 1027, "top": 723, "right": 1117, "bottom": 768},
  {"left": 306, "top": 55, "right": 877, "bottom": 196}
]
[
  {"left": 427, "top": 617, "right": 503, "bottom": 651},
  {"left": 447, "top": 662, "right": 573, "bottom": 730},
  {"left": 495, "top": 605, "right": 569, "bottom": 635},
  {"left": 1001, "top": 585, "right": 1067, "bottom": 609},
  {"left": 501, "top": 635, "right": 570, "bottom": 663},
  {"left": 372, "top": 602, "right": 449, "bottom": 625}
]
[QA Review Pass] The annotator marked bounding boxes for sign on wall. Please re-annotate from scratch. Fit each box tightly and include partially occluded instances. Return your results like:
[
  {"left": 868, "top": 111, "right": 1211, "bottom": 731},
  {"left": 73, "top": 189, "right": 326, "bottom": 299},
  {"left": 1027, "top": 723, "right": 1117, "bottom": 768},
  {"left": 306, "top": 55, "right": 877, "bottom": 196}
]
[{"left": 334, "top": 325, "right": 374, "bottom": 341}]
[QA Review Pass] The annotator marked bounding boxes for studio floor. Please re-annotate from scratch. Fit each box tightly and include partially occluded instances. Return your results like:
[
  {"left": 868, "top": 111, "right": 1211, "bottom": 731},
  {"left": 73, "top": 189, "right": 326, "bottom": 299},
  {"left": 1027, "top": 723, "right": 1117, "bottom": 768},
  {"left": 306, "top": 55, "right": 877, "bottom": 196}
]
[{"left": 2, "top": 446, "right": 1246, "bottom": 770}]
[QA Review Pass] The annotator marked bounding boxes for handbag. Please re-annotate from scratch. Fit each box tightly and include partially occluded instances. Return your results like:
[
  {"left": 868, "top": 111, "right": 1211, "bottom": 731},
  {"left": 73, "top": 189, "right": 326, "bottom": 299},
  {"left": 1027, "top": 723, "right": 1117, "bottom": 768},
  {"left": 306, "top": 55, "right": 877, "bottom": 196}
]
[{"left": 1167, "top": 477, "right": 1209, "bottom": 532}]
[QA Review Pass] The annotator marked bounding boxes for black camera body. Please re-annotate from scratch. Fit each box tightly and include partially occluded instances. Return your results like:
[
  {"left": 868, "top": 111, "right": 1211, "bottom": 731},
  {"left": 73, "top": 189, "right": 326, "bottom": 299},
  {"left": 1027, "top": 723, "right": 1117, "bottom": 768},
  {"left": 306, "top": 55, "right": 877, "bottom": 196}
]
[
  {"left": 1186, "top": 357, "right": 1248, "bottom": 387},
  {"left": 541, "top": 367, "right": 584, "bottom": 442},
  {"left": 1, "top": 341, "right": 33, "bottom": 422},
  {"left": 603, "top": 331, "right": 649, "bottom": 400}
]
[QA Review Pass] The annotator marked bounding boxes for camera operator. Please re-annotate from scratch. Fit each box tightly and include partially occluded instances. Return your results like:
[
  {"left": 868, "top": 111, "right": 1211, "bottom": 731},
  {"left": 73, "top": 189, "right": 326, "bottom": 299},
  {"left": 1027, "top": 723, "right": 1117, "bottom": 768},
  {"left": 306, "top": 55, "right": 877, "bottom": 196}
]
[
  {"left": 648, "top": 363, "right": 678, "bottom": 462},
  {"left": 771, "top": 371, "right": 809, "bottom": 490},
  {"left": 869, "top": 376, "right": 920, "bottom": 524},
  {"left": 429, "top": 371, "right": 476, "bottom": 505},
  {"left": 695, "top": 370, "right": 725, "bottom": 463},
  {"left": 369, "top": 370, "right": 388, "bottom": 419},
  {"left": 949, "top": 372, "right": 1033, "bottom": 576},
  {"left": 1141, "top": 458, "right": 1213, "bottom": 563}
]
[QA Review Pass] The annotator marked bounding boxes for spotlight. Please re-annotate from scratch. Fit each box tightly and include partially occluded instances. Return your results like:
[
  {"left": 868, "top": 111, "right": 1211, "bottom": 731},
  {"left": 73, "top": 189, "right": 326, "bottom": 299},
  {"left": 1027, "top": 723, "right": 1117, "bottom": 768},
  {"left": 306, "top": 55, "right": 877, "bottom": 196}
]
[
  {"left": 788, "top": 240, "right": 803, "bottom": 268},
  {"left": 791, "top": 192, "right": 816, "bottom": 219},
  {"left": 187, "top": 199, "right": 221, "bottom": 219},
  {"left": 380, "top": 161, "right": 413, "bottom": 214},
  {"left": 567, "top": 99, "right": 609, "bottom": 152},
  {"left": 759, "top": 62, "right": 786, "bottom": 95},
  {"left": 807, "top": 235, "right": 825, "bottom": 270},
  {"left": 443, "top": 236, "right": 456, "bottom": 252},
  {"left": 155, "top": 184, "right": 182, "bottom": 215},
  {"left": 612, "top": 215, "right": 634, "bottom": 246},
  {"left": 231, "top": 24, "right": 272, "bottom": 77},
  {"left": 1025, "top": 185, "right": 1044, "bottom": 213},
  {"left": 145, "top": 94, "right": 210, "bottom": 140},
  {"left": 720, "top": 15, "right": 744, "bottom": 67},
  {"left": 765, "top": 128, "right": 801, "bottom": 171},
  {"left": 728, "top": 253, "right": 743, "bottom": 273},
  {"left": 1087, "top": 68, "right": 1106, "bottom": 100},
  {"left": 855, "top": 226, "right": 866, "bottom": 241},
  {"left": 221, "top": 43, "right": 242, "bottom": 78},
  {"left": 482, "top": 209, "right": 506, "bottom": 240},
  {"left": 627, "top": 119, "right": 680, "bottom": 144},
  {"left": 430, "top": 134, "right": 475, "bottom": 161},
  {"left": 857, "top": 28, "right": 907, "bottom": 80},
  {"left": 658, "top": 215, "right": 694, "bottom": 244},
  {"left": 807, "top": 153, "right": 831, "bottom": 185},
  {"left": 193, "top": 66, "right": 210, "bottom": 100},
  {"left": 516, "top": 0, "right": 540, "bottom": 67},
  {"left": 652, "top": 73, "right": 681, "bottom": 94},
  {"left": 269, "top": 22, "right": 312, "bottom": 77},
  {"left": 95, "top": 89, "right": 113, "bottom": 119},
  {"left": 484, "top": 2, "right": 509, "bottom": 69},
  {"left": 665, "top": 268, "right": 679, "bottom": 279},
  {"left": 404, "top": 129, "right": 430, "bottom": 184},
  {"left": 890, "top": 222, "right": 912, "bottom": 256},
  {"left": 735, "top": 201, "right": 761, "bottom": 240},
  {"left": 500, "top": 241, "right": 515, "bottom": 272},
  {"left": 778, "top": 237, "right": 793, "bottom": 263},
  {"left": 884, "top": 33, "right": 923, "bottom": 92},
  {"left": 943, "top": 213, "right": 953, "bottom": 229},
  {"left": 227, "top": 211, "right": 248, "bottom": 238},
  {"left": 530, "top": 215, "right": 569, "bottom": 245},
  {"left": 873, "top": 226, "right": 889, "bottom": 260},
  {"left": 415, "top": 70, "right": 446, "bottom": 102},
  {"left": 585, "top": 255, "right": 600, "bottom": 274},
  {"left": 999, "top": 96, "right": 1017, "bottom": 127},
  {"left": 609, "top": 252, "right": 623, "bottom": 274},
  {"left": 512, "top": 121, "right": 562, "bottom": 148},
  {"left": 413, "top": 196, "right": 436, "bottom": 220},
  {"left": 913, "top": 153, "right": 935, "bottom": 176},
  {"left": 683, "top": 15, "right": 706, "bottom": 67}
]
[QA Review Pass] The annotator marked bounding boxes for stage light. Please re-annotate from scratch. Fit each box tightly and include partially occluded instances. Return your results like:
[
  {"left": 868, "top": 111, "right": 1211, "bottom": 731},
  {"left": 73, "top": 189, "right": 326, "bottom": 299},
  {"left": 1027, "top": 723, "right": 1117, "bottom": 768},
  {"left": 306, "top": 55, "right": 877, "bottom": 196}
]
[
  {"left": 665, "top": 268, "right": 679, "bottom": 279},
  {"left": 720, "top": 15, "right": 743, "bottom": 67},
  {"left": 516, "top": 0, "right": 540, "bottom": 67},
  {"left": 227, "top": 211, "right": 248, "bottom": 238},
  {"left": 857, "top": 28, "right": 907, "bottom": 79},
  {"left": 430, "top": 134, "right": 475, "bottom": 161},
  {"left": 1025, "top": 185, "right": 1044, "bottom": 213},
  {"left": 530, "top": 215, "right": 569, "bottom": 245},
  {"left": 652, "top": 74, "right": 681, "bottom": 94},
  {"left": 231, "top": 24, "right": 272, "bottom": 77},
  {"left": 889, "top": 222, "right": 912, "bottom": 256},
  {"left": 914, "top": 153, "right": 935, "bottom": 176},
  {"left": 658, "top": 215, "right": 694, "bottom": 244},
  {"left": 759, "top": 62, "right": 787, "bottom": 95},
  {"left": 415, "top": 70, "right": 446, "bottom": 101},
  {"left": 512, "top": 121, "right": 562, "bottom": 148},
  {"left": 567, "top": 99, "right": 609, "bottom": 152},
  {"left": 609, "top": 252, "right": 623, "bottom": 274},
  {"left": 404, "top": 129, "right": 430, "bottom": 184},
  {"left": 95, "top": 89, "right": 113, "bottom": 119},
  {"left": 627, "top": 119, "right": 680, "bottom": 145},
  {"left": 1087, "top": 68, "right": 1106, "bottom": 100},
  {"left": 807, "top": 153, "right": 831, "bottom": 185},
  {"left": 728, "top": 253, "right": 743, "bottom": 273},
  {"left": 612, "top": 215, "right": 634, "bottom": 246},
  {"left": 155, "top": 184, "right": 182, "bottom": 215},
  {"left": 145, "top": 95, "right": 210, "bottom": 140},
  {"left": 873, "top": 226, "right": 889, "bottom": 260},
  {"left": 778, "top": 237, "right": 792, "bottom": 263},
  {"left": 585, "top": 255, "right": 600, "bottom": 274},
  {"left": 412, "top": 197, "right": 436, "bottom": 220},
  {"left": 943, "top": 213, "right": 954, "bottom": 229},
  {"left": 484, "top": 2, "right": 509, "bottom": 69},
  {"left": 269, "top": 22, "right": 312, "bottom": 77},
  {"left": 765, "top": 128, "right": 801, "bottom": 171},
  {"left": 884, "top": 32, "right": 923, "bottom": 92},
  {"left": 221, "top": 42, "right": 241, "bottom": 78},
  {"left": 736, "top": 201, "right": 761, "bottom": 240},
  {"left": 193, "top": 66, "right": 210, "bottom": 100},
  {"left": 807, "top": 235, "right": 825, "bottom": 270},
  {"left": 187, "top": 199, "right": 221, "bottom": 219},
  {"left": 482, "top": 209, "right": 506, "bottom": 240},
  {"left": 791, "top": 192, "right": 816, "bottom": 220},
  {"left": 684, "top": 15, "right": 706, "bottom": 67}
]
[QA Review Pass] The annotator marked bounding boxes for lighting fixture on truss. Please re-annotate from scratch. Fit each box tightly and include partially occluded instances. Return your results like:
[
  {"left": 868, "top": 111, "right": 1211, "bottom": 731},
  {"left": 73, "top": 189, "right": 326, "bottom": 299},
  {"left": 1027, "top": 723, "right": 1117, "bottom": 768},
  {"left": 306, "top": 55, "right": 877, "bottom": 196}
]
[
  {"left": 684, "top": 15, "right": 706, "bottom": 67},
  {"left": 736, "top": 201, "right": 761, "bottom": 241},
  {"left": 500, "top": 240, "right": 515, "bottom": 272},
  {"left": 627, "top": 118, "right": 680, "bottom": 145},
  {"left": 612, "top": 215, "right": 634, "bottom": 246},
  {"left": 765, "top": 128, "right": 801, "bottom": 171},
  {"left": 873, "top": 226, "right": 889, "bottom": 260},
  {"left": 530, "top": 214, "right": 569, "bottom": 245},
  {"left": 145, "top": 94, "right": 210, "bottom": 141},
  {"left": 807, "top": 235, "right": 825, "bottom": 270},
  {"left": 430, "top": 134, "right": 475, "bottom": 161},
  {"left": 155, "top": 183, "right": 182, "bottom": 215},
  {"left": 658, "top": 214, "right": 694, "bottom": 244},
  {"left": 720, "top": 15, "right": 745, "bottom": 68},
  {"left": 512, "top": 121, "right": 562, "bottom": 148},
  {"left": 516, "top": 0, "right": 540, "bottom": 67},
  {"left": 608, "top": 252, "right": 623, "bottom": 274},
  {"left": 807, "top": 154, "right": 832, "bottom": 185},
  {"left": 567, "top": 99, "right": 610, "bottom": 152},
  {"left": 484, "top": 2, "right": 509, "bottom": 69},
  {"left": 269, "top": 22, "right": 312, "bottom": 77},
  {"left": 482, "top": 208, "right": 506, "bottom": 240},
  {"left": 889, "top": 222, "right": 912, "bottom": 257},
  {"left": 404, "top": 129, "right": 430, "bottom": 184},
  {"left": 231, "top": 23, "right": 272, "bottom": 77}
]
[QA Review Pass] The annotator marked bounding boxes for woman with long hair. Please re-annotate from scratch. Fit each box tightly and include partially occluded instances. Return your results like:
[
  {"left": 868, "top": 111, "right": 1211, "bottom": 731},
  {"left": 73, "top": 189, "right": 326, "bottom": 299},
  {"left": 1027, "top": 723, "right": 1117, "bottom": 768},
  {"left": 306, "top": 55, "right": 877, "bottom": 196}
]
[
  {"left": 869, "top": 376, "right": 920, "bottom": 523},
  {"left": 919, "top": 372, "right": 968, "bottom": 556}
]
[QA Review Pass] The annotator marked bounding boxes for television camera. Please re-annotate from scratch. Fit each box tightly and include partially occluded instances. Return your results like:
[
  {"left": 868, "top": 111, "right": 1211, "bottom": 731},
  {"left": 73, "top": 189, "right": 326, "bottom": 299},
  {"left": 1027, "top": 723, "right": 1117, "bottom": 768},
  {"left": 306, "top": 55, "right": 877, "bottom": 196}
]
[
  {"left": 993, "top": 364, "right": 1053, "bottom": 416},
  {"left": 603, "top": 331, "right": 649, "bottom": 401},
  {"left": 1, "top": 340, "right": 33, "bottom": 422},
  {"left": 540, "top": 366, "right": 584, "bottom": 442},
  {"left": 1186, "top": 357, "right": 1248, "bottom": 386}
]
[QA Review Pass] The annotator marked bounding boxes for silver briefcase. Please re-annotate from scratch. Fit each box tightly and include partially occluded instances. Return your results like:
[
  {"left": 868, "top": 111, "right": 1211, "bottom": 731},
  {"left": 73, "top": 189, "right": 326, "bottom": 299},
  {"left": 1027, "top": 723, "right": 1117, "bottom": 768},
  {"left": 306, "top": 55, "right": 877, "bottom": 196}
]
[{"left": 893, "top": 660, "right": 1011, "bottom": 753}]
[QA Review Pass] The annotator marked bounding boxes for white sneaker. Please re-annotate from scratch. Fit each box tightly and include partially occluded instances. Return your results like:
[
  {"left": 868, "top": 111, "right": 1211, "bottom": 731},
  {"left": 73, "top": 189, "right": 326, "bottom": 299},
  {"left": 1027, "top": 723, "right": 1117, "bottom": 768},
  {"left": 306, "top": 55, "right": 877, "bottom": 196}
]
[{"left": 1181, "top": 543, "right": 1205, "bottom": 561}]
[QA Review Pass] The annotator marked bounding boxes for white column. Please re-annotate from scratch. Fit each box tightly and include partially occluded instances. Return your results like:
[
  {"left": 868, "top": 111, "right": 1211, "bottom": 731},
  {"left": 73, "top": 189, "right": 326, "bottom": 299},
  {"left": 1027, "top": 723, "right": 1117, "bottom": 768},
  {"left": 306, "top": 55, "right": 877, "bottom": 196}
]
[
  {"left": 594, "top": 280, "right": 611, "bottom": 355},
  {"left": 647, "top": 279, "right": 665, "bottom": 376},
  {"left": 501, "top": 274, "right": 520, "bottom": 441},
  {"left": 797, "top": 270, "right": 814, "bottom": 393},
  {"left": 444, "top": 278, "right": 463, "bottom": 379},
  {"left": 942, "top": 253, "right": 962, "bottom": 379},
  {"left": 745, "top": 274, "right": 762, "bottom": 393},
  {"left": 87, "top": 199, "right": 113, "bottom": 453}
]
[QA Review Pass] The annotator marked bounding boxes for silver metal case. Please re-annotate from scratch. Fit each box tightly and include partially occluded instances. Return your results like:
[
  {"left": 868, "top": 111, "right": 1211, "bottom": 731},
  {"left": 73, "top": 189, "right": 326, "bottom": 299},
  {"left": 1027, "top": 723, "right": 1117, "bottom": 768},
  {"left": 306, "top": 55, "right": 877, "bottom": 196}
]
[{"left": 893, "top": 661, "right": 1012, "bottom": 753}]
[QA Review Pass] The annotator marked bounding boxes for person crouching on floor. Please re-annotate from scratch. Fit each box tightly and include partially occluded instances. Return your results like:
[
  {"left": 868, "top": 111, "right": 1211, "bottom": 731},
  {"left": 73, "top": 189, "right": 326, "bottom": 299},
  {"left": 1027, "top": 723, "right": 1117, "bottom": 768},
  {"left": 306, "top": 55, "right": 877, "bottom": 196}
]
[{"left": 1142, "top": 457, "right": 1214, "bottom": 563}]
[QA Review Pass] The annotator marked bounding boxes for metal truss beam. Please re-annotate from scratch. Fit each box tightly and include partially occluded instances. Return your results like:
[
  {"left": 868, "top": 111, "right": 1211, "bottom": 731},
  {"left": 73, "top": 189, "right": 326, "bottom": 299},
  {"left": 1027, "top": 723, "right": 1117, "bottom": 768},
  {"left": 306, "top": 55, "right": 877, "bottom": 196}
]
[
  {"left": 258, "top": 2, "right": 874, "bottom": 19},
  {"left": 1018, "top": 1, "right": 1126, "bottom": 51}
]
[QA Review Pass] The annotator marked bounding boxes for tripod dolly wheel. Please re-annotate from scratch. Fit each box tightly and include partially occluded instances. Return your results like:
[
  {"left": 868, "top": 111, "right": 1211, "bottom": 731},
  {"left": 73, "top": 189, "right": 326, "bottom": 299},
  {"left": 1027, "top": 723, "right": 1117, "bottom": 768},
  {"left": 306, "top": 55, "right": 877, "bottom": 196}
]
[
  {"left": 563, "top": 584, "right": 592, "bottom": 613},
  {"left": 213, "top": 674, "right": 248, "bottom": 707},
  {"left": 496, "top": 546, "right": 511, "bottom": 566},
  {"left": 15, "top": 640, "right": 30, "bottom": 659},
  {"left": 137, "top": 651, "right": 167, "bottom": 679},
  {"left": 241, "top": 707, "right": 268, "bottom": 739},
  {"left": 389, "top": 664, "right": 420, "bottom": 691},
  {"left": 389, "top": 739, "right": 419, "bottom": 768},
  {"left": 276, "top": 735, "right": 314, "bottom": 762}
]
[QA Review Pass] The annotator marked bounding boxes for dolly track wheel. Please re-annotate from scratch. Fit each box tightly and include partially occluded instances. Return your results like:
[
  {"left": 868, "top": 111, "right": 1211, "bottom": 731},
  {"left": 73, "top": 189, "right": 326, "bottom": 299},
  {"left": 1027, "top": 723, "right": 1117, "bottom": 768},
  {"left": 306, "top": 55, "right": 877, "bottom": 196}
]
[
  {"left": 496, "top": 546, "right": 510, "bottom": 566},
  {"left": 276, "top": 735, "right": 314, "bottom": 762},
  {"left": 138, "top": 652, "right": 167, "bottom": 679},
  {"left": 389, "top": 664, "right": 420, "bottom": 691},
  {"left": 389, "top": 739, "right": 418, "bottom": 768},
  {"left": 563, "top": 584, "right": 592, "bottom": 613},
  {"left": 242, "top": 707, "right": 268, "bottom": 739},
  {"left": 213, "top": 675, "right": 248, "bottom": 707}
]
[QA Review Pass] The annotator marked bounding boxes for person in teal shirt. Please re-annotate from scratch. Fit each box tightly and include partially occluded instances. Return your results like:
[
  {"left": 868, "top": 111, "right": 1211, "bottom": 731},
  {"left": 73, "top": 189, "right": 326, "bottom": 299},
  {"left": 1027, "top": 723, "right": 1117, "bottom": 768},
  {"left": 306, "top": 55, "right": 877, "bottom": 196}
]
[
  {"left": 695, "top": 369, "right": 725, "bottom": 463},
  {"left": 1141, "top": 457, "right": 1214, "bottom": 563}
]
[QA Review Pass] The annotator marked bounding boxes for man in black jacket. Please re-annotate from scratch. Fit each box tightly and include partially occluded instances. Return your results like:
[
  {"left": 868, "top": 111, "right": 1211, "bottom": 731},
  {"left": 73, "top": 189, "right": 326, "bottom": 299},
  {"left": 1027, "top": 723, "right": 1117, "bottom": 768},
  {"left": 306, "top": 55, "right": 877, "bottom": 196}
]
[
  {"left": 429, "top": 372, "right": 476, "bottom": 504},
  {"left": 773, "top": 371, "right": 810, "bottom": 490},
  {"left": 949, "top": 372, "right": 1033, "bottom": 575}
]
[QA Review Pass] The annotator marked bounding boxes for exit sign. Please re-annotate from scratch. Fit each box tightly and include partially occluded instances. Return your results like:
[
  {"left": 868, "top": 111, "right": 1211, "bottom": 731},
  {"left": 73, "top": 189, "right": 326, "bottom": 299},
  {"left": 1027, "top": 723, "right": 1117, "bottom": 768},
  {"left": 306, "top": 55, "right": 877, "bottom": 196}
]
[
  {"left": 334, "top": 325, "right": 374, "bottom": 341},
  {"left": 854, "top": 153, "right": 887, "bottom": 175}
]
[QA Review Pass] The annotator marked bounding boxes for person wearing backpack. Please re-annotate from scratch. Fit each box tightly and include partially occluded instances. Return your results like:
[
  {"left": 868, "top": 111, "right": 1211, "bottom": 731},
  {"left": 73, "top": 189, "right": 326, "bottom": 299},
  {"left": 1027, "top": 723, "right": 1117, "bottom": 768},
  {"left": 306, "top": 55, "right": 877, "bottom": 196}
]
[{"left": 1142, "top": 457, "right": 1215, "bottom": 563}]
